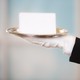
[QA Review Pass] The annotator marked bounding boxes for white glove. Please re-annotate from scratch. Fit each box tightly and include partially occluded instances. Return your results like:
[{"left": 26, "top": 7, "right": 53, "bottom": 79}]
[
  {"left": 26, "top": 35, "right": 76, "bottom": 55},
  {"left": 14, "top": 33, "right": 76, "bottom": 55}
]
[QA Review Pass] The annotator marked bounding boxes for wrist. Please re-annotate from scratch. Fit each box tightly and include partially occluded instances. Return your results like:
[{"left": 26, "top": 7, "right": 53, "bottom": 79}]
[{"left": 63, "top": 36, "right": 76, "bottom": 55}]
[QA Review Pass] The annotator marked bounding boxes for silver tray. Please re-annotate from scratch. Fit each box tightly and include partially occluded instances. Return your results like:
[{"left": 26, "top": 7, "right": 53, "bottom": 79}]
[{"left": 6, "top": 27, "right": 68, "bottom": 38}]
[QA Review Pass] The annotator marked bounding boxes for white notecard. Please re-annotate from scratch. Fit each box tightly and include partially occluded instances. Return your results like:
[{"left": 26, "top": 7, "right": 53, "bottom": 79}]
[{"left": 18, "top": 12, "right": 56, "bottom": 35}]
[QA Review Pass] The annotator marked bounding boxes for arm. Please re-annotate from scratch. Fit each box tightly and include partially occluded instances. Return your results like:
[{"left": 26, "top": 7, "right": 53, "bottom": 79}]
[
  {"left": 28, "top": 35, "right": 80, "bottom": 64},
  {"left": 13, "top": 33, "right": 80, "bottom": 64}
]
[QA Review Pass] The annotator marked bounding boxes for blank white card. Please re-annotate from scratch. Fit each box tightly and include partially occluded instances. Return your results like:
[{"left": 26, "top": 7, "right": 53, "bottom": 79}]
[{"left": 18, "top": 13, "right": 56, "bottom": 35}]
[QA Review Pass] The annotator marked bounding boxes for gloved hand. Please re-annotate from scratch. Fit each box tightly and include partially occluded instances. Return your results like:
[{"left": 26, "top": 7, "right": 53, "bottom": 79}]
[
  {"left": 26, "top": 35, "right": 76, "bottom": 55},
  {"left": 12, "top": 32, "right": 76, "bottom": 55}
]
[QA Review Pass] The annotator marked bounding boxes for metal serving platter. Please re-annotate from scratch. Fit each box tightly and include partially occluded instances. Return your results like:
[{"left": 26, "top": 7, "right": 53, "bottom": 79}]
[{"left": 6, "top": 27, "right": 68, "bottom": 38}]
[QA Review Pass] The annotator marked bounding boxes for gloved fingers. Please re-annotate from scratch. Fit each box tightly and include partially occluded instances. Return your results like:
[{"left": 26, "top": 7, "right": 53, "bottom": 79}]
[
  {"left": 41, "top": 42, "right": 52, "bottom": 48},
  {"left": 29, "top": 40, "right": 52, "bottom": 48},
  {"left": 40, "top": 42, "right": 61, "bottom": 48},
  {"left": 30, "top": 41, "right": 51, "bottom": 48},
  {"left": 20, "top": 36, "right": 64, "bottom": 48}
]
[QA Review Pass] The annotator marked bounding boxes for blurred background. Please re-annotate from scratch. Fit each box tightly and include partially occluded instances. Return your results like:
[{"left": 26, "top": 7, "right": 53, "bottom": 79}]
[{"left": 0, "top": 0, "right": 80, "bottom": 80}]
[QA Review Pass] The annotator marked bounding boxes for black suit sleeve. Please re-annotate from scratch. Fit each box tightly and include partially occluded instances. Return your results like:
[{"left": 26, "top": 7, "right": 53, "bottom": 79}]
[{"left": 69, "top": 37, "right": 80, "bottom": 64}]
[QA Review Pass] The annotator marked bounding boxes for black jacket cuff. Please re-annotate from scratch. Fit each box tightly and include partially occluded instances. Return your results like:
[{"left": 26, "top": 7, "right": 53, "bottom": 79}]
[{"left": 69, "top": 37, "right": 80, "bottom": 64}]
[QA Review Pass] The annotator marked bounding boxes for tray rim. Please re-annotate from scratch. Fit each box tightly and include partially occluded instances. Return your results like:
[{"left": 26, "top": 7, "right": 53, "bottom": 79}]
[{"left": 6, "top": 27, "right": 68, "bottom": 38}]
